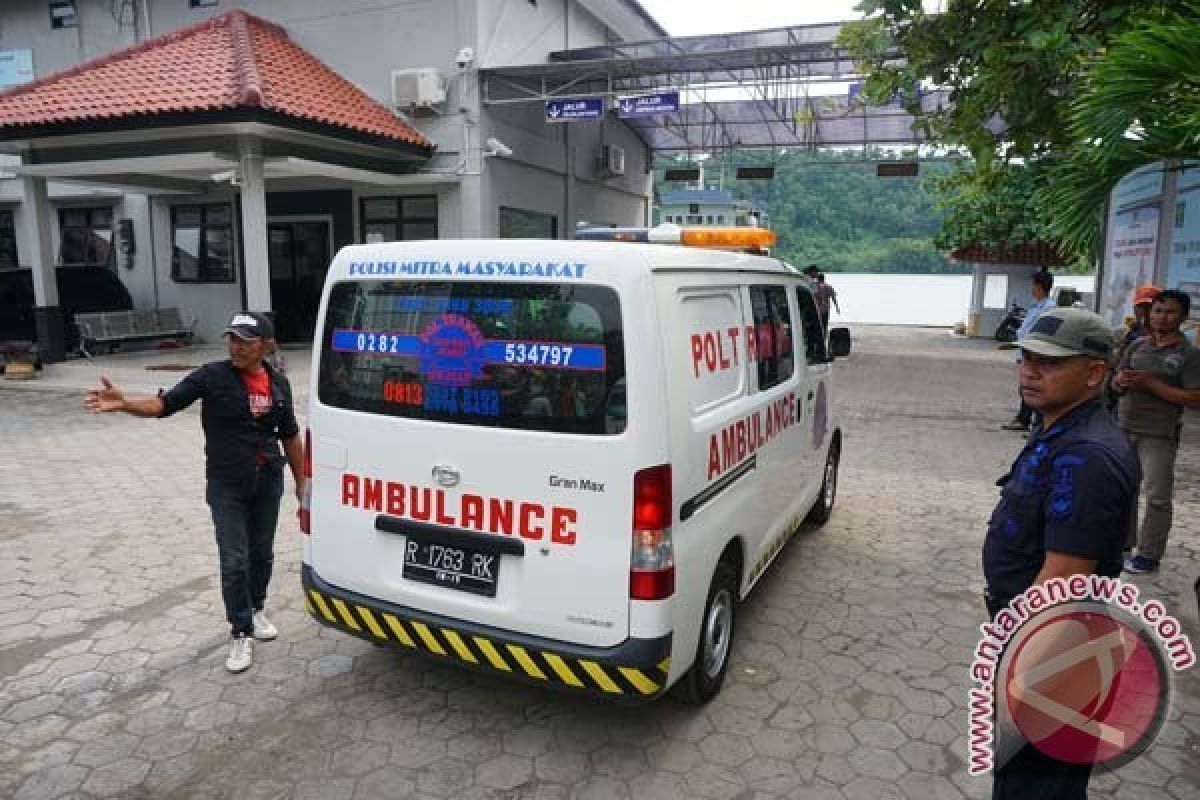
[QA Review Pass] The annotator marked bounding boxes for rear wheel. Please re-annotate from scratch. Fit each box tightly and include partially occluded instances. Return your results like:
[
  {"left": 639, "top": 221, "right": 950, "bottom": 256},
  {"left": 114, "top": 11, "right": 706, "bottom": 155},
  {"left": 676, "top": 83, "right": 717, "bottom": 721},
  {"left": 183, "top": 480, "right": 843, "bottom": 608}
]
[
  {"left": 675, "top": 561, "right": 737, "bottom": 705},
  {"left": 805, "top": 440, "right": 840, "bottom": 526}
]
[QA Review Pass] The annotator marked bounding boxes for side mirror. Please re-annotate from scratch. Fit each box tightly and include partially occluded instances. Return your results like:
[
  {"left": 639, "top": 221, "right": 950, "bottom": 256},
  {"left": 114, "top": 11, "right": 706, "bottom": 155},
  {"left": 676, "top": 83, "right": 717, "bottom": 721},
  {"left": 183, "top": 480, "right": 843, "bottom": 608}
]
[{"left": 828, "top": 327, "right": 851, "bottom": 359}]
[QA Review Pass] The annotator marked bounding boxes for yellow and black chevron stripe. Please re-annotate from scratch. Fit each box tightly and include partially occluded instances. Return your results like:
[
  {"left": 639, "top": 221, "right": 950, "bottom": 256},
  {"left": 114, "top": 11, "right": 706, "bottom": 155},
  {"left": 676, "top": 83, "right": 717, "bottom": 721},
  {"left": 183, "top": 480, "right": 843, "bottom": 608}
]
[{"left": 303, "top": 574, "right": 670, "bottom": 699}]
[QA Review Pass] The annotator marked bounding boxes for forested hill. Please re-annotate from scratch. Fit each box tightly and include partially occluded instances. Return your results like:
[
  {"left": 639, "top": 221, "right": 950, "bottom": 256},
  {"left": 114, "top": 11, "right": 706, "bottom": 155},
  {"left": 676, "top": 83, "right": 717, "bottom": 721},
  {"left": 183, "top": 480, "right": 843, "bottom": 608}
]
[{"left": 654, "top": 150, "right": 964, "bottom": 274}]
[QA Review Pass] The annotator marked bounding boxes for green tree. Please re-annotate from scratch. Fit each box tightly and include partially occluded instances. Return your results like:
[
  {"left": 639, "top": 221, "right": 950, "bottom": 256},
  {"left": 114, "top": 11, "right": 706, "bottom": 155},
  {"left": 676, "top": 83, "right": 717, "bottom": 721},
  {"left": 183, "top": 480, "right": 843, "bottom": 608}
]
[
  {"left": 1040, "top": 4, "right": 1200, "bottom": 256},
  {"left": 655, "top": 149, "right": 966, "bottom": 273},
  {"left": 840, "top": 0, "right": 1176, "bottom": 258}
]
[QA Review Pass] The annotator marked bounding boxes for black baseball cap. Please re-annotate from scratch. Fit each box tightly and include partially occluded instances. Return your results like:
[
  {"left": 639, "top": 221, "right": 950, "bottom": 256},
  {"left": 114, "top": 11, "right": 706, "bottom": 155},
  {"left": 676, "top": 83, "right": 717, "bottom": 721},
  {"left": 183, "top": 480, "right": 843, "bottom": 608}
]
[{"left": 223, "top": 311, "right": 274, "bottom": 341}]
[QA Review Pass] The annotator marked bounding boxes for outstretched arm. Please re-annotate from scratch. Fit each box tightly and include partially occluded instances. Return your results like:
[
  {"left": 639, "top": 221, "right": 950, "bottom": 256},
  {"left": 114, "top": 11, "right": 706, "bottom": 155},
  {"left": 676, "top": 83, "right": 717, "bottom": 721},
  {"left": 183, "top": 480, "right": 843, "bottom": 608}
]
[{"left": 84, "top": 377, "right": 164, "bottom": 417}]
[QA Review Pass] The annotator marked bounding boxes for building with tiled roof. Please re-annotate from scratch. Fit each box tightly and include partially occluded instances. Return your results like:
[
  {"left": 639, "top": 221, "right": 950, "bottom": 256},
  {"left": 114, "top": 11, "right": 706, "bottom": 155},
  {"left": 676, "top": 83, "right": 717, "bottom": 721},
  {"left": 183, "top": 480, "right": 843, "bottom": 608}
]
[{"left": 0, "top": 1, "right": 662, "bottom": 357}]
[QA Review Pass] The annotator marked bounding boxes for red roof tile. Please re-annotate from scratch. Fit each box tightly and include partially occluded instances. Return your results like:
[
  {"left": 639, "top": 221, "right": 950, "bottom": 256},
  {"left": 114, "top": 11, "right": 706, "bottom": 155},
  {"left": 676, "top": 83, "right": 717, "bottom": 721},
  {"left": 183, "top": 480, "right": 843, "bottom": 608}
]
[{"left": 0, "top": 10, "right": 432, "bottom": 151}]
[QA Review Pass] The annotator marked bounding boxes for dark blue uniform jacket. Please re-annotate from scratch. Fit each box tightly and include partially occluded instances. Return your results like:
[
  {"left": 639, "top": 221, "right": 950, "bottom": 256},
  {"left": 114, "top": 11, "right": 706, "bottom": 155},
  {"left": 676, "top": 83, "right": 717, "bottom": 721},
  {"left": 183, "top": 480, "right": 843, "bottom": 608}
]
[{"left": 983, "top": 400, "right": 1139, "bottom": 605}]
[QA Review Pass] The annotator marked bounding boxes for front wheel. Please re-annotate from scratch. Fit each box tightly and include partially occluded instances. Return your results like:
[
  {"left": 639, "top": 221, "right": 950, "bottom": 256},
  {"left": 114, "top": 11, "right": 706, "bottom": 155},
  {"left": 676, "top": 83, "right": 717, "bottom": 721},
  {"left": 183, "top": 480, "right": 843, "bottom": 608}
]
[
  {"left": 806, "top": 440, "right": 840, "bottom": 526},
  {"left": 675, "top": 562, "right": 738, "bottom": 705}
]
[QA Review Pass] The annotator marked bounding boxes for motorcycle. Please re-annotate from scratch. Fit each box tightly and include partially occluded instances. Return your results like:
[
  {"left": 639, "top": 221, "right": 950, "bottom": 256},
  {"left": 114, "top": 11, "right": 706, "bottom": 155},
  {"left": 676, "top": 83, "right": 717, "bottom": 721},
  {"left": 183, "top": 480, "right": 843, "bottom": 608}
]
[{"left": 994, "top": 302, "right": 1026, "bottom": 343}]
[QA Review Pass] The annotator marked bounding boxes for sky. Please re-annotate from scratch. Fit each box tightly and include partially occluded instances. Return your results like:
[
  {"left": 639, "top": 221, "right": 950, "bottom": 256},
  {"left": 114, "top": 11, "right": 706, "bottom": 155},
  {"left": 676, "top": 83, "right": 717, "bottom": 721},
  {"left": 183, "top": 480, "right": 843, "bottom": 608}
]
[{"left": 637, "top": 0, "right": 868, "bottom": 36}]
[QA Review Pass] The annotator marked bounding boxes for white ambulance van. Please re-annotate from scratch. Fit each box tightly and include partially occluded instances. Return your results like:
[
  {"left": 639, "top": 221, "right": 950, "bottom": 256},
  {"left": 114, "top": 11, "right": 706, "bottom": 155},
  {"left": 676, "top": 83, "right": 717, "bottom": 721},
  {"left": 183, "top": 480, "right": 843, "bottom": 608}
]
[{"left": 302, "top": 226, "right": 850, "bottom": 703}]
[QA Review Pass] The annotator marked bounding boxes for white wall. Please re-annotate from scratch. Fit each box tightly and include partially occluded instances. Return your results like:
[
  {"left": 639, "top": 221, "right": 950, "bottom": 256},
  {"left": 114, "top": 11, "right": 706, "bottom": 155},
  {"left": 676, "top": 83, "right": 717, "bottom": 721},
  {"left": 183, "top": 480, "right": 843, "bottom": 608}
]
[
  {"left": 150, "top": 190, "right": 242, "bottom": 344},
  {"left": 484, "top": 100, "right": 651, "bottom": 234},
  {"left": 575, "top": 0, "right": 663, "bottom": 42},
  {"left": 478, "top": 0, "right": 662, "bottom": 67},
  {"left": 478, "top": 0, "right": 572, "bottom": 67},
  {"left": 488, "top": 158, "right": 566, "bottom": 236},
  {"left": 0, "top": 0, "right": 142, "bottom": 77}
]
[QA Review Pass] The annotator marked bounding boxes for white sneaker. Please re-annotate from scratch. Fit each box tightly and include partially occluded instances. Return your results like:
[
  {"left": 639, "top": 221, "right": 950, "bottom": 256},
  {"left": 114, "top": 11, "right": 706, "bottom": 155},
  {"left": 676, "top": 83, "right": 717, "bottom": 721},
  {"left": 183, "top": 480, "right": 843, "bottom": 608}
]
[
  {"left": 252, "top": 610, "right": 278, "bottom": 641},
  {"left": 226, "top": 635, "right": 253, "bottom": 673}
]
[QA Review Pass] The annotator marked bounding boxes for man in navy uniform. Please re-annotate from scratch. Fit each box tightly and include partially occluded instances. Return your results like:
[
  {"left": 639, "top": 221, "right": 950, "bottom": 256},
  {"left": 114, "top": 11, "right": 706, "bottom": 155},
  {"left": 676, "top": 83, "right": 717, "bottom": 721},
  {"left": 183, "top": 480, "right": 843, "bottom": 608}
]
[{"left": 982, "top": 307, "right": 1139, "bottom": 799}]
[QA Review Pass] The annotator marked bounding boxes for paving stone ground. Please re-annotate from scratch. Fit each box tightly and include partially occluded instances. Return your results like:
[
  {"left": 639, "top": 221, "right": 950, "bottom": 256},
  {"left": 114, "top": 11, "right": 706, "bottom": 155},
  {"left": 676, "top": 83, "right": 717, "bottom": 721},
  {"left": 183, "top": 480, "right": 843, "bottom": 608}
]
[{"left": 1, "top": 325, "right": 1197, "bottom": 800}]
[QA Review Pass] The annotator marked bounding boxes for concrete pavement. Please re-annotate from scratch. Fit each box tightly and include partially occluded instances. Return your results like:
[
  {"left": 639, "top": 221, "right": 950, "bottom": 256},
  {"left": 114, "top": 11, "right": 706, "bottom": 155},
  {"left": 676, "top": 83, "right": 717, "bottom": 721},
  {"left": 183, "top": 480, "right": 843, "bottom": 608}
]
[{"left": 1, "top": 326, "right": 1196, "bottom": 799}]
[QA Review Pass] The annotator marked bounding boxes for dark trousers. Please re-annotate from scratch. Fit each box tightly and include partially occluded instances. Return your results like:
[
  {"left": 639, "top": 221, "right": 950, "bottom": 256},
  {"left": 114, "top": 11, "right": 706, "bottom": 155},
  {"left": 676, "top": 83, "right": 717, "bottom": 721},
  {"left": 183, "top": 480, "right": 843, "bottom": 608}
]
[
  {"left": 206, "top": 467, "right": 284, "bottom": 636},
  {"left": 994, "top": 744, "right": 1092, "bottom": 800},
  {"left": 984, "top": 594, "right": 1093, "bottom": 799}
]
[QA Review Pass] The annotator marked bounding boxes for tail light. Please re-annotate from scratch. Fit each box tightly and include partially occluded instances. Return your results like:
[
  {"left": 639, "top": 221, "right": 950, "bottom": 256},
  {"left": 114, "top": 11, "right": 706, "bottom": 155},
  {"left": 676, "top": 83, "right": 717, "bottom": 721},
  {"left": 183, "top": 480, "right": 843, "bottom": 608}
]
[
  {"left": 299, "top": 428, "right": 312, "bottom": 534},
  {"left": 630, "top": 464, "right": 674, "bottom": 600}
]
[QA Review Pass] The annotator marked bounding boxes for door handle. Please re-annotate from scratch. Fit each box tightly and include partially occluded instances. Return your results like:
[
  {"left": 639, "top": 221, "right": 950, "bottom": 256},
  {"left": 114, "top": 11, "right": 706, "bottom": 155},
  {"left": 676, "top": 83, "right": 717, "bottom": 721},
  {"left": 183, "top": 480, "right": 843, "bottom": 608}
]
[{"left": 807, "top": 391, "right": 815, "bottom": 402}]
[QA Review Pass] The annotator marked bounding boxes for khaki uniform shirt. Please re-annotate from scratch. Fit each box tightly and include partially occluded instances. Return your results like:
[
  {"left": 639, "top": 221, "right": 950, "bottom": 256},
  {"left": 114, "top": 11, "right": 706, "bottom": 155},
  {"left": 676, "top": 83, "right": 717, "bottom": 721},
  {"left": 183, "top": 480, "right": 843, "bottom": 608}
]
[{"left": 1117, "top": 336, "right": 1200, "bottom": 438}]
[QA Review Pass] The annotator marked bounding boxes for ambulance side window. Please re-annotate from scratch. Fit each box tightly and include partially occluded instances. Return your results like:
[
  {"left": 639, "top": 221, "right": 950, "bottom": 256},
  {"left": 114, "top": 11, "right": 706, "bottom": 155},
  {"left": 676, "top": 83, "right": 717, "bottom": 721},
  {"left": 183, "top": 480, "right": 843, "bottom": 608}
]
[
  {"left": 749, "top": 285, "right": 794, "bottom": 390},
  {"left": 795, "top": 287, "right": 827, "bottom": 365}
]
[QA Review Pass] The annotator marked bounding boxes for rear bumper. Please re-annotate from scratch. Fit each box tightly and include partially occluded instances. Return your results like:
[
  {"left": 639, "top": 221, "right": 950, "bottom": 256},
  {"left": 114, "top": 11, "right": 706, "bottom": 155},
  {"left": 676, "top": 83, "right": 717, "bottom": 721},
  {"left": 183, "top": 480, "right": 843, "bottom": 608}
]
[{"left": 302, "top": 564, "right": 672, "bottom": 701}]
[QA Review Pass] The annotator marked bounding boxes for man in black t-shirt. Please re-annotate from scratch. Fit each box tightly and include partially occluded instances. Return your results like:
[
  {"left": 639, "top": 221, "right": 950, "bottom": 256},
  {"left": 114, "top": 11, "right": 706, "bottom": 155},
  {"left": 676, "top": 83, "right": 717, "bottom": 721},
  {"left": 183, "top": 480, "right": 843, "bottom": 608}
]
[{"left": 85, "top": 312, "right": 304, "bottom": 673}]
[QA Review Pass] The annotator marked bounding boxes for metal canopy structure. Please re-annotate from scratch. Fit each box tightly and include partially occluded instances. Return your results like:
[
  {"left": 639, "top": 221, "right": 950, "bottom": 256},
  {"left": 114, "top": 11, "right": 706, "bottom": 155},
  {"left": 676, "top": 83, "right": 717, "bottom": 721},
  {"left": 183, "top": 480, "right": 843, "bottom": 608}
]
[{"left": 482, "top": 21, "right": 949, "bottom": 153}]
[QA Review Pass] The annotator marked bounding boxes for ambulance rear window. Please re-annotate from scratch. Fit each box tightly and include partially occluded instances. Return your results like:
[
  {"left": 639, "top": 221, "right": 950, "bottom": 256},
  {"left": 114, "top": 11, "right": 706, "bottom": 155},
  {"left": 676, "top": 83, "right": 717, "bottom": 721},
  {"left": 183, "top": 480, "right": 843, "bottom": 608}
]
[{"left": 317, "top": 281, "right": 627, "bottom": 435}]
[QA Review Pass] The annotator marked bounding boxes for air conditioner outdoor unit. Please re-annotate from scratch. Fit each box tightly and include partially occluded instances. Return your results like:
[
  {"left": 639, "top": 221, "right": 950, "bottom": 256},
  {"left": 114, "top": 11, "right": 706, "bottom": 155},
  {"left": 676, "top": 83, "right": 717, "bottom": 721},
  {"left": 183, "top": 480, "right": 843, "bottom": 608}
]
[
  {"left": 390, "top": 68, "right": 446, "bottom": 116},
  {"left": 598, "top": 144, "right": 625, "bottom": 176}
]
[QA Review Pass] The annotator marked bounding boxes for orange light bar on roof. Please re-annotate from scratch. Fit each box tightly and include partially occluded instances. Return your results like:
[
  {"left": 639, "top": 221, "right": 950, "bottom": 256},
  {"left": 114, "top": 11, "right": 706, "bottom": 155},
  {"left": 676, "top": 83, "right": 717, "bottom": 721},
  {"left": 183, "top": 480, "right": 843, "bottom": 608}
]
[
  {"left": 678, "top": 227, "right": 776, "bottom": 250},
  {"left": 575, "top": 223, "right": 776, "bottom": 251}
]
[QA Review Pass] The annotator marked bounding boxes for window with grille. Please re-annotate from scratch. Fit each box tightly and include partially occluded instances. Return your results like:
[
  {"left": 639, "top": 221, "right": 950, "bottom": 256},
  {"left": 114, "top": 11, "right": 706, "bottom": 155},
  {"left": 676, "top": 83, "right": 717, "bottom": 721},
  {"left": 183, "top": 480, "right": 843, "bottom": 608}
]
[
  {"left": 171, "top": 204, "right": 235, "bottom": 282},
  {"left": 58, "top": 207, "right": 114, "bottom": 267},
  {"left": 361, "top": 196, "right": 438, "bottom": 243},
  {"left": 49, "top": 1, "right": 78, "bottom": 29}
]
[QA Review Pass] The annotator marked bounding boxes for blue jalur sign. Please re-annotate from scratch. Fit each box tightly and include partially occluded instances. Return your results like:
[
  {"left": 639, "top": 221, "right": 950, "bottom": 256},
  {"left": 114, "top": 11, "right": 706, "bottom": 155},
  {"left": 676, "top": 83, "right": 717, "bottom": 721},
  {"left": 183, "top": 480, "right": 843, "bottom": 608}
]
[
  {"left": 616, "top": 91, "right": 680, "bottom": 118},
  {"left": 544, "top": 97, "right": 604, "bottom": 122}
]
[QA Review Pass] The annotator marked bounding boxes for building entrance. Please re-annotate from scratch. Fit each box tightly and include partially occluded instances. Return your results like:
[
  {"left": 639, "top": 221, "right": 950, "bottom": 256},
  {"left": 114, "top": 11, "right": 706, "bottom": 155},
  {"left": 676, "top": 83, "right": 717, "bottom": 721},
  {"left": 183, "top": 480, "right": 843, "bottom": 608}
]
[{"left": 268, "top": 218, "right": 331, "bottom": 343}]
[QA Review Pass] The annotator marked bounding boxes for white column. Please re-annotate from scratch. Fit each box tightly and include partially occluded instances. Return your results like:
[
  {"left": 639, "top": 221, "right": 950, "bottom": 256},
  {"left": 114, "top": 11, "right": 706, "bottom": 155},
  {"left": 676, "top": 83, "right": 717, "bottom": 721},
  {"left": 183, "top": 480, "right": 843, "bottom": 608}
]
[
  {"left": 239, "top": 140, "right": 271, "bottom": 311},
  {"left": 19, "top": 174, "right": 57, "bottom": 307},
  {"left": 19, "top": 172, "right": 69, "bottom": 360}
]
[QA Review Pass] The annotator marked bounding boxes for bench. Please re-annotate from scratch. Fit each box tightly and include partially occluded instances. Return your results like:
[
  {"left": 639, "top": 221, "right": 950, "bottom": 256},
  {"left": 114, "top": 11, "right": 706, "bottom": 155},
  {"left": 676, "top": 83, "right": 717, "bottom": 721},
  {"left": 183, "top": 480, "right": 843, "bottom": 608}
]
[{"left": 75, "top": 308, "right": 193, "bottom": 358}]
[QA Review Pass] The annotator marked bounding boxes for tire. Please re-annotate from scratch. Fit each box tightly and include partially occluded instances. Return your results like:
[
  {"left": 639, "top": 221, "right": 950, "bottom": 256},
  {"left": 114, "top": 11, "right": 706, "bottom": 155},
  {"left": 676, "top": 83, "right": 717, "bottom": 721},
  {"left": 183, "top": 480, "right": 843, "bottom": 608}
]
[
  {"left": 994, "top": 325, "right": 1017, "bottom": 343},
  {"left": 805, "top": 439, "right": 840, "bottom": 526},
  {"left": 675, "top": 561, "right": 738, "bottom": 705}
]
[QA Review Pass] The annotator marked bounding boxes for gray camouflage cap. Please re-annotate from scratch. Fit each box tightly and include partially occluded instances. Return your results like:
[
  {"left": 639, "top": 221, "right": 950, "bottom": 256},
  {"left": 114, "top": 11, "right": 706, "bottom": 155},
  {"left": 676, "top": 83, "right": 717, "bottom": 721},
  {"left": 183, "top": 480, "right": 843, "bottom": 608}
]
[{"left": 1018, "top": 307, "right": 1115, "bottom": 363}]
